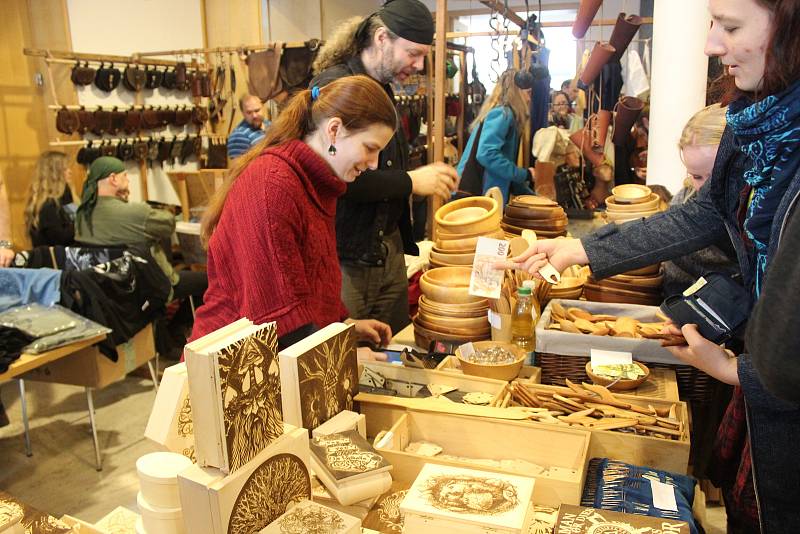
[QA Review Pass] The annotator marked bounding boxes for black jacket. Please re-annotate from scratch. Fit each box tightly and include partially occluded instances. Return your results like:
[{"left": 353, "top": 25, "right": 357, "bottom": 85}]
[{"left": 310, "top": 56, "right": 417, "bottom": 263}]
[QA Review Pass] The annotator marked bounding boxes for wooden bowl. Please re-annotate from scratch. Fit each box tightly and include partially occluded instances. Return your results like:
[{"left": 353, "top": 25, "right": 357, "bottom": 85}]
[
  {"left": 419, "top": 295, "right": 488, "bottom": 312},
  {"left": 417, "top": 309, "right": 490, "bottom": 331},
  {"left": 605, "top": 194, "right": 660, "bottom": 212},
  {"left": 436, "top": 226, "right": 497, "bottom": 239},
  {"left": 455, "top": 341, "right": 526, "bottom": 381},
  {"left": 420, "top": 267, "right": 484, "bottom": 304},
  {"left": 503, "top": 215, "right": 568, "bottom": 230},
  {"left": 583, "top": 283, "right": 662, "bottom": 306},
  {"left": 435, "top": 197, "right": 501, "bottom": 234},
  {"left": 500, "top": 222, "right": 567, "bottom": 238},
  {"left": 509, "top": 195, "right": 558, "bottom": 207},
  {"left": 413, "top": 317, "right": 489, "bottom": 349},
  {"left": 592, "top": 277, "right": 662, "bottom": 295},
  {"left": 624, "top": 263, "right": 661, "bottom": 276},
  {"left": 604, "top": 209, "right": 658, "bottom": 223},
  {"left": 429, "top": 250, "right": 475, "bottom": 266},
  {"left": 419, "top": 298, "right": 487, "bottom": 318},
  {"left": 608, "top": 273, "right": 664, "bottom": 288},
  {"left": 504, "top": 204, "right": 565, "bottom": 220},
  {"left": 611, "top": 184, "right": 651, "bottom": 203},
  {"left": 442, "top": 206, "right": 488, "bottom": 223},
  {"left": 585, "top": 361, "right": 650, "bottom": 391}
]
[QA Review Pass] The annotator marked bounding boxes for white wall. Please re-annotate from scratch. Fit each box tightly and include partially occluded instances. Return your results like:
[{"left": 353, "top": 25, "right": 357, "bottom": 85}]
[{"left": 67, "top": 0, "right": 205, "bottom": 205}]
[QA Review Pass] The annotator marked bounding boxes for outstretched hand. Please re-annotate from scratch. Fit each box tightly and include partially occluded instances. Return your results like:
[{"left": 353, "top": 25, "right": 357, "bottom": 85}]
[
  {"left": 662, "top": 323, "right": 739, "bottom": 385},
  {"left": 494, "top": 237, "right": 589, "bottom": 278}
]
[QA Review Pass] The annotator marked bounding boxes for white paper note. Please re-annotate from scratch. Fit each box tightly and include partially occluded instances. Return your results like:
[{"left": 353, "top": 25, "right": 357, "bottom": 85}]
[
  {"left": 590, "top": 349, "right": 633, "bottom": 367},
  {"left": 649, "top": 478, "right": 679, "bottom": 512},
  {"left": 487, "top": 309, "right": 501, "bottom": 330},
  {"left": 469, "top": 237, "right": 510, "bottom": 299}
]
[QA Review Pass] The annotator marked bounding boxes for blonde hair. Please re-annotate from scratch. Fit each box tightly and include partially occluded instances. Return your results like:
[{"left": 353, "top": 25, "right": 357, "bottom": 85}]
[
  {"left": 469, "top": 70, "right": 529, "bottom": 133},
  {"left": 25, "top": 151, "right": 69, "bottom": 232},
  {"left": 312, "top": 16, "right": 396, "bottom": 74},
  {"left": 678, "top": 104, "right": 727, "bottom": 150}
]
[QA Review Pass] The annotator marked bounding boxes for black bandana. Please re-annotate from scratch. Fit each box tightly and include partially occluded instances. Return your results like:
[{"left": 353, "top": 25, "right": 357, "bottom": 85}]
[{"left": 358, "top": 0, "right": 435, "bottom": 46}]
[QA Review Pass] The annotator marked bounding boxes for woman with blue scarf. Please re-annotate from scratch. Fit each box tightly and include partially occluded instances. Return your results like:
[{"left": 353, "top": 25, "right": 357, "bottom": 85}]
[{"left": 504, "top": 0, "right": 800, "bottom": 531}]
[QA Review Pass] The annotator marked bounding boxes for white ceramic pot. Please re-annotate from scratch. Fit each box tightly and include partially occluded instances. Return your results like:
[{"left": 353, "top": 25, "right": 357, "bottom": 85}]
[
  {"left": 137, "top": 492, "right": 185, "bottom": 534},
  {"left": 136, "top": 452, "right": 192, "bottom": 510}
]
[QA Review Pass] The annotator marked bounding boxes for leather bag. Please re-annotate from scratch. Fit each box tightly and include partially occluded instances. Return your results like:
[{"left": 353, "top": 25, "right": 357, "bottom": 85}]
[
  {"left": 192, "top": 106, "right": 209, "bottom": 126},
  {"left": 71, "top": 61, "right": 96, "bottom": 86},
  {"left": 122, "top": 64, "right": 147, "bottom": 92},
  {"left": 56, "top": 106, "right": 80, "bottom": 135},
  {"left": 161, "top": 67, "right": 177, "bottom": 90},
  {"left": 77, "top": 106, "right": 95, "bottom": 135},
  {"left": 94, "top": 63, "right": 122, "bottom": 92},
  {"left": 142, "top": 107, "right": 161, "bottom": 129},
  {"left": 145, "top": 66, "right": 164, "bottom": 89},
  {"left": 92, "top": 107, "right": 112, "bottom": 136},
  {"left": 246, "top": 44, "right": 284, "bottom": 101},
  {"left": 123, "top": 109, "right": 142, "bottom": 134},
  {"left": 109, "top": 107, "right": 127, "bottom": 135},
  {"left": 205, "top": 138, "right": 228, "bottom": 169},
  {"left": 174, "top": 106, "right": 192, "bottom": 127}
]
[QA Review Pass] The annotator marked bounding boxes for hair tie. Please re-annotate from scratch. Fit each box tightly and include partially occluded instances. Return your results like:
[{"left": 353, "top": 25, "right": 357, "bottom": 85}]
[{"left": 311, "top": 86, "right": 320, "bottom": 101}]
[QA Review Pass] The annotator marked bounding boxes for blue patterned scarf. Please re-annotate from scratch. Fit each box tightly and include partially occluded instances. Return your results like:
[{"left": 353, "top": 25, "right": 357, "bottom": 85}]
[{"left": 727, "top": 80, "right": 800, "bottom": 295}]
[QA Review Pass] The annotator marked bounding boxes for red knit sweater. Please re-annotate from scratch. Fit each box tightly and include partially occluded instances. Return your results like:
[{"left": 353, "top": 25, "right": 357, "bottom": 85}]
[{"left": 191, "top": 140, "right": 349, "bottom": 340}]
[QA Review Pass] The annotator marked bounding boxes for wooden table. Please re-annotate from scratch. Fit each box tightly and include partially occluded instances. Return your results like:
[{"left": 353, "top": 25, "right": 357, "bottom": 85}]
[{"left": 1, "top": 334, "right": 108, "bottom": 465}]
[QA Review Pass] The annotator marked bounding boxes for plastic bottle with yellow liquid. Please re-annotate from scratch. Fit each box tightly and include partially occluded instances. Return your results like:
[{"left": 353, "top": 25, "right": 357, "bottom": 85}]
[{"left": 511, "top": 286, "right": 535, "bottom": 353}]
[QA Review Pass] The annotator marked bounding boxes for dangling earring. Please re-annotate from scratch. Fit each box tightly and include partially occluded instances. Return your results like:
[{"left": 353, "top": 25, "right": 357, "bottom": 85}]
[{"left": 328, "top": 144, "right": 337, "bottom": 156}]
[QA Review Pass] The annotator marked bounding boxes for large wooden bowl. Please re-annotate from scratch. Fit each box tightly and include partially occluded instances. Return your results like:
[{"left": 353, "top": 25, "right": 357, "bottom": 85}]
[
  {"left": 624, "top": 263, "right": 661, "bottom": 276},
  {"left": 509, "top": 195, "right": 558, "bottom": 207},
  {"left": 413, "top": 317, "right": 489, "bottom": 349},
  {"left": 504, "top": 204, "right": 565, "bottom": 220},
  {"left": 593, "top": 277, "right": 662, "bottom": 295},
  {"left": 455, "top": 341, "right": 526, "bottom": 381},
  {"left": 503, "top": 215, "right": 568, "bottom": 230},
  {"left": 500, "top": 222, "right": 567, "bottom": 238},
  {"left": 420, "top": 267, "right": 483, "bottom": 304},
  {"left": 611, "top": 184, "right": 651, "bottom": 203},
  {"left": 419, "top": 297, "right": 488, "bottom": 318},
  {"left": 435, "top": 197, "right": 501, "bottom": 234},
  {"left": 586, "top": 361, "right": 650, "bottom": 391},
  {"left": 429, "top": 250, "right": 475, "bottom": 266},
  {"left": 606, "top": 194, "right": 660, "bottom": 212},
  {"left": 583, "top": 283, "right": 662, "bottom": 306},
  {"left": 608, "top": 272, "right": 664, "bottom": 288},
  {"left": 604, "top": 209, "right": 658, "bottom": 223},
  {"left": 419, "top": 294, "right": 488, "bottom": 311},
  {"left": 437, "top": 225, "right": 500, "bottom": 239},
  {"left": 417, "top": 309, "right": 490, "bottom": 331},
  {"left": 436, "top": 228, "right": 504, "bottom": 251}
]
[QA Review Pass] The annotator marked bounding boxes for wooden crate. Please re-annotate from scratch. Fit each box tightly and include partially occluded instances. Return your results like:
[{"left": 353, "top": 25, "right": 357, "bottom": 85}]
[
  {"left": 518, "top": 383, "right": 690, "bottom": 474},
  {"left": 21, "top": 324, "right": 155, "bottom": 389},
  {"left": 436, "top": 356, "right": 542, "bottom": 384},
  {"left": 374, "top": 410, "right": 590, "bottom": 507},
  {"left": 357, "top": 362, "right": 508, "bottom": 438}
]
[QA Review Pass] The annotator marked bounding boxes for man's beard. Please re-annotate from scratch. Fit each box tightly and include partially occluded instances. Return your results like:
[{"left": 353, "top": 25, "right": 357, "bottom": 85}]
[
  {"left": 116, "top": 189, "right": 130, "bottom": 202},
  {"left": 375, "top": 43, "right": 399, "bottom": 84}
]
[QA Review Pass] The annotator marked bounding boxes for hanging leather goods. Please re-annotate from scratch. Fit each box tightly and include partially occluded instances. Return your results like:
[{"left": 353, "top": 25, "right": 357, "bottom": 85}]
[
  {"left": 56, "top": 106, "right": 80, "bottom": 135},
  {"left": 95, "top": 62, "right": 122, "bottom": 92},
  {"left": 77, "top": 106, "right": 95, "bottom": 135},
  {"left": 122, "top": 64, "right": 147, "bottom": 92},
  {"left": 71, "top": 61, "right": 96, "bottom": 86},
  {"left": 92, "top": 107, "right": 112, "bottom": 136},
  {"left": 124, "top": 108, "right": 143, "bottom": 134},
  {"left": 608, "top": 13, "right": 643, "bottom": 62},
  {"left": 145, "top": 66, "right": 164, "bottom": 89}
]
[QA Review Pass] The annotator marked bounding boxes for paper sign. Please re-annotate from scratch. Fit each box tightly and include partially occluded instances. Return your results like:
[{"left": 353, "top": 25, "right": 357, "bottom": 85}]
[
  {"left": 459, "top": 342, "right": 476, "bottom": 360},
  {"left": 590, "top": 349, "right": 633, "bottom": 368},
  {"left": 487, "top": 309, "right": 501, "bottom": 330},
  {"left": 649, "top": 478, "right": 679, "bottom": 512},
  {"left": 469, "top": 237, "right": 510, "bottom": 299}
]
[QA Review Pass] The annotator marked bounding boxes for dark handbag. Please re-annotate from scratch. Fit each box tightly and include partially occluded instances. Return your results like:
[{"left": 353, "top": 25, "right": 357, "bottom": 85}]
[
  {"left": 95, "top": 63, "right": 122, "bottom": 92},
  {"left": 122, "top": 64, "right": 147, "bottom": 92},
  {"left": 77, "top": 142, "right": 101, "bottom": 166},
  {"left": 124, "top": 109, "right": 142, "bottom": 134},
  {"left": 108, "top": 107, "right": 127, "bottom": 135},
  {"left": 279, "top": 38, "right": 320, "bottom": 90},
  {"left": 133, "top": 139, "right": 150, "bottom": 161},
  {"left": 174, "top": 106, "right": 192, "bottom": 127},
  {"left": 192, "top": 106, "right": 209, "bottom": 126},
  {"left": 159, "top": 108, "right": 177, "bottom": 127},
  {"left": 146, "top": 139, "right": 160, "bottom": 164},
  {"left": 157, "top": 138, "right": 173, "bottom": 166},
  {"left": 200, "top": 70, "right": 212, "bottom": 97},
  {"left": 170, "top": 138, "right": 184, "bottom": 164},
  {"left": 142, "top": 107, "right": 161, "bottom": 129},
  {"left": 660, "top": 272, "right": 752, "bottom": 344},
  {"left": 117, "top": 140, "right": 135, "bottom": 161},
  {"left": 71, "top": 61, "right": 96, "bottom": 86},
  {"left": 77, "top": 106, "right": 95, "bottom": 135},
  {"left": 92, "top": 107, "right": 112, "bottom": 135},
  {"left": 458, "top": 122, "right": 486, "bottom": 195},
  {"left": 180, "top": 135, "right": 197, "bottom": 163},
  {"left": 175, "top": 62, "right": 189, "bottom": 91},
  {"left": 205, "top": 139, "right": 228, "bottom": 169},
  {"left": 56, "top": 106, "right": 80, "bottom": 134},
  {"left": 101, "top": 141, "right": 117, "bottom": 157},
  {"left": 191, "top": 71, "right": 202, "bottom": 98},
  {"left": 145, "top": 66, "right": 163, "bottom": 89},
  {"left": 161, "top": 67, "right": 177, "bottom": 90}
]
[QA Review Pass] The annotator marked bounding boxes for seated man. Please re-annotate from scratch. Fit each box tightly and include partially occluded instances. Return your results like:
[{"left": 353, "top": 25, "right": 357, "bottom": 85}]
[
  {"left": 227, "top": 94, "right": 268, "bottom": 158},
  {"left": 75, "top": 156, "right": 207, "bottom": 321}
]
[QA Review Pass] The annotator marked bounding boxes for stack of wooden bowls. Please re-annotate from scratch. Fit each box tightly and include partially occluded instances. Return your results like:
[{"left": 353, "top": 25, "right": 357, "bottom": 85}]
[
  {"left": 604, "top": 184, "right": 662, "bottom": 224},
  {"left": 584, "top": 256, "right": 663, "bottom": 305},
  {"left": 415, "top": 267, "right": 491, "bottom": 348},
  {"left": 547, "top": 276, "right": 586, "bottom": 302},
  {"left": 431, "top": 197, "right": 503, "bottom": 268},
  {"left": 501, "top": 196, "right": 568, "bottom": 239}
]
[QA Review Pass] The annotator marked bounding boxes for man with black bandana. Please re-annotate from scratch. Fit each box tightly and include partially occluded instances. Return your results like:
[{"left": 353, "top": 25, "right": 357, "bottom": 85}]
[{"left": 311, "top": 0, "right": 458, "bottom": 335}]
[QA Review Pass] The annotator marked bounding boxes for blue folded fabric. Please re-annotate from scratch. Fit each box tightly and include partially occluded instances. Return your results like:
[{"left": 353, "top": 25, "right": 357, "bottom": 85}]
[
  {"left": 0, "top": 268, "right": 62, "bottom": 312},
  {"left": 581, "top": 458, "right": 699, "bottom": 534}
]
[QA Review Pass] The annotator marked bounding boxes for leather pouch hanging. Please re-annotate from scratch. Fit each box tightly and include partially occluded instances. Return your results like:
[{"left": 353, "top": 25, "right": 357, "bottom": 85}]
[
  {"left": 122, "top": 64, "right": 147, "bottom": 92},
  {"left": 133, "top": 139, "right": 149, "bottom": 161},
  {"left": 71, "top": 61, "right": 96, "bottom": 86},
  {"left": 142, "top": 107, "right": 161, "bottom": 129},
  {"left": 101, "top": 141, "right": 117, "bottom": 157},
  {"left": 117, "top": 140, "right": 135, "bottom": 161},
  {"left": 279, "top": 38, "right": 320, "bottom": 91},
  {"left": 92, "top": 107, "right": 112, "bottom": 135},
  {"left": 660, "top": 272, "right": 752, "bottom": 344},
  {"left": 56, "top": 106, "right": 80, "bottom": 134},
  {"left": 205, "top": 139, "right": 228, "bottom": 169},
  {"left": 108, "top": 107, "right": 127, "bottom": 135},
  {"left": 161, "top": 108, "right": 177, "bottom": 127},
  {"left": 175, "top": 62, "right": 189, "bottom": 91},
  {"left": 161, "top": 68, "right": 177, "bottom": 90},
  {"left": 77, "top": 143, "right": 91, "bottom": 165},
  {"left": 77, "top": 106, "right": 95, "bottom": 135},
  {"left": 192, "top": 106, "right": 209, "bottom": 125},
  {"left": 145, "top": 66, "right": 164, "bottom": 89},
  {"left": 200, "top": 70, "right": 212, "bottom": 97},
  {"left": 147, "top": 139, "right": 160, "bottom": 164},
  {"left": 180, "top": 136, "right": 197, "bottom": 163},
  {"left": 78, "top": 142, "right": 101, "bottom": 166},
  {"left": 191, "top": 136, "right": 203, "bottom": 159},
  {"left": 157, "top": 138, "right": 173, "bottom": 166},
  {"left": 170, "top": 139, "right": 184, "bottom": 164},
  {"left": 95, "top": 63, "right": 122, "bottom": 92},
  {"left": 246, "top": 44, "right": 285, "bottom": 101},
  {"left": 124, "top": 109, "right": 142, "bottom": 134},
  {"left": 174, "top": 106, "right": 192, "bottom": 127},
  {"left": 191, "top": 72, "right": 202, "bottom": 98}
]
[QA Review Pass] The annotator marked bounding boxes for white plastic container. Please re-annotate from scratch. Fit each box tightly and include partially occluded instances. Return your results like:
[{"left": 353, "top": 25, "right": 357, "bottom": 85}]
[
  {"left": 137, "top": 492, "right": 185, "bottom": 534},
  {"left": 136, "top": 452, "right": 192, "bottom": 509}
]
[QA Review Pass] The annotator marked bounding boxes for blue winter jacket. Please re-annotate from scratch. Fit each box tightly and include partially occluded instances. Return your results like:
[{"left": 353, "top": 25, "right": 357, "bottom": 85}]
[{"left": 456, "top": 106, "right": 533, "bottom": 204}]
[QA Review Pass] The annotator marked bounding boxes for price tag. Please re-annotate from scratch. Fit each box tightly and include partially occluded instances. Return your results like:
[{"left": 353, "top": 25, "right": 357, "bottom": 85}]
[
  {"left": 487, "top": 309, "right": 501, "bottom": 329},
  {"left": 649, "top": 478, "right": 679, "bottom": 512}
]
